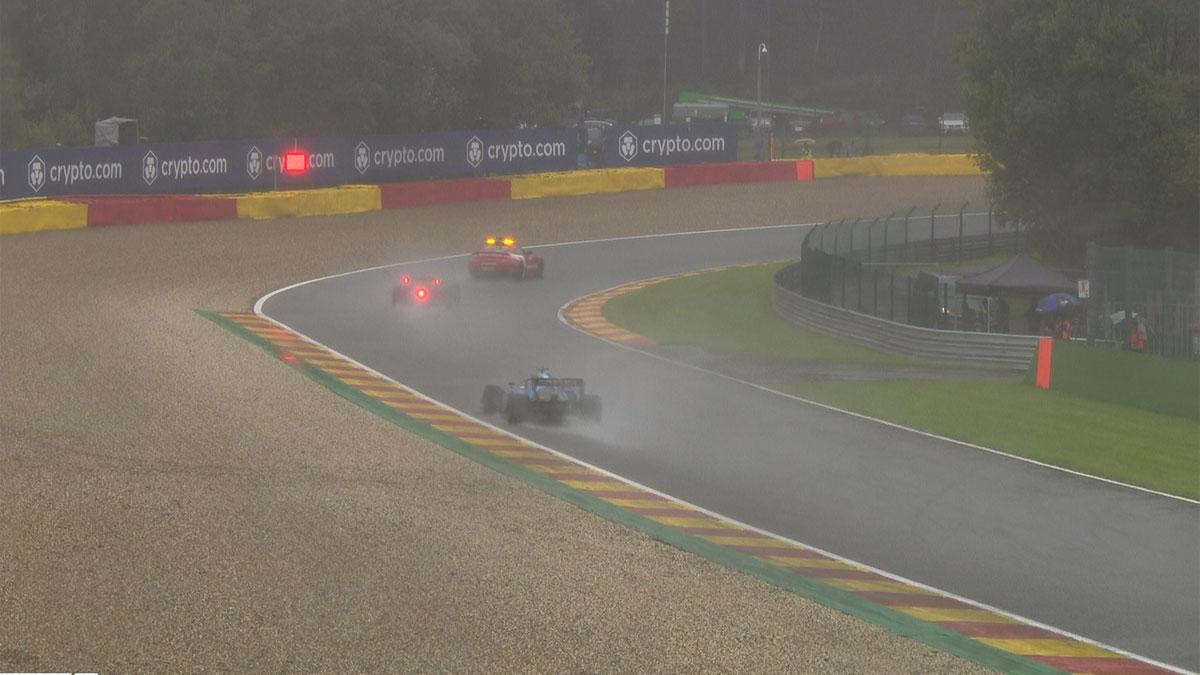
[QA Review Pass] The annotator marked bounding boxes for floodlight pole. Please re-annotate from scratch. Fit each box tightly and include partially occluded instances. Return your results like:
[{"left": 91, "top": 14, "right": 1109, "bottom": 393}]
[
  {"left": 662, "top": 1, "right": 669, "bottom": 124},
  {"left": 756, "top": 42, "right": 767, "bottom": 160}
]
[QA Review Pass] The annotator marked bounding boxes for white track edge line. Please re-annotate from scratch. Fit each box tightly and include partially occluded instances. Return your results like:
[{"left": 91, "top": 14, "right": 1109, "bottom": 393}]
[{"left": 251, "top": 308, "right": 1190, "bottom": 675}]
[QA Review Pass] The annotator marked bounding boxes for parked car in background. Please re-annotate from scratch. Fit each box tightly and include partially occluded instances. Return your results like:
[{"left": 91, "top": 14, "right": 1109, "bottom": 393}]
[{"left": 939, "top": 112, "right": 969, "bottom": 135}]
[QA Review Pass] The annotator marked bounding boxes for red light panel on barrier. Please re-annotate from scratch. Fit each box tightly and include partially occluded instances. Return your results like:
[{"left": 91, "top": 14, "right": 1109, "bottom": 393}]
[{"left": 283, "top": 151, "right": 307, "bottom": 174}]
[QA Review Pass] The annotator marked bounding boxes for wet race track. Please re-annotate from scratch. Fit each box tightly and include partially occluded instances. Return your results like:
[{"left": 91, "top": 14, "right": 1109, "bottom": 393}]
[{"left": 261, "top": 223, "right": 1199, "bottom": 670}]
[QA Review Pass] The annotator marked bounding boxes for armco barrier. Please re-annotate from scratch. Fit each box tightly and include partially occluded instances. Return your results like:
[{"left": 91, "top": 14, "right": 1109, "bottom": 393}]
[
  {"left": 379, "top": 177, "right": 510, "bottom": 209},
  {"left": 0, "top": 198, "right": 89, "bottom": 235},
  {"left": 772, "top": 262, "right": 1037, "bottom": 368},
  {"left": 664, "top": 160, "right": 809, "bottom": 188},
  {"left": 65, "top": 195, "right": 237, "bottom": 226},
  {"left": 815, "top": 153, "right": 982, "bottom": 178},
  {"left": 235, "top": 185, "right": 382, "bottom": 220},
  {"left": 510, "top": 167, "right": 664, "bottom": 200}
]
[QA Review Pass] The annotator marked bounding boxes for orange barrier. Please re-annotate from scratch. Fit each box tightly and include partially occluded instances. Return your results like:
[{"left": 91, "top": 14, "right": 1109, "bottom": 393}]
[
  {"left": 796, "top": 160, "right": 814, "bottom": 181},
  {"left": 1035, "top": 337, "right": 1054, "bottom": 389}
]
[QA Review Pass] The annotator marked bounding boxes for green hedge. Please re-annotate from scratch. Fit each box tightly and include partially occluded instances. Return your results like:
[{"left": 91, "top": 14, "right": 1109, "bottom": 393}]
[{"left": 1027, "top": 341, "right": 1199, "bottom": 420}]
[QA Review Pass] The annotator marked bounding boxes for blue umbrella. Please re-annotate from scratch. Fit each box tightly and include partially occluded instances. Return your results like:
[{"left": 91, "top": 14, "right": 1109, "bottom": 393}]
[{"left": 1036, "top": 292, "right": 1080, "bottom": 313}]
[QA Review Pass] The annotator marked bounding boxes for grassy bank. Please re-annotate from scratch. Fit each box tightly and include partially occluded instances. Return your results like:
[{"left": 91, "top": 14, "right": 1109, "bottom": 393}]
[
  {"left": 603, "top": 263, "right": 924, "bottom": 367},
  {"left": 602, "top": 263, "right": 1200, "bottom": 499},
  {"left": 788, "top": 380, "right": 1198, "bottom": 499}
]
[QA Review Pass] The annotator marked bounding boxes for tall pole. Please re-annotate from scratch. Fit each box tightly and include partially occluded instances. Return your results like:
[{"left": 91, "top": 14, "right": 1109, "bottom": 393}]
[
  {"left": 662, "top": 1, "right": 669, "bottom": 124},
  {"left": 756, "top": 42, "right": 767, "bottom": 160}
]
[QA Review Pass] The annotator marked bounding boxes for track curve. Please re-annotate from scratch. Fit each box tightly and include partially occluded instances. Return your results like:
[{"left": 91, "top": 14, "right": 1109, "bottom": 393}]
[
  {"left": 5, "top": 176, "right": 1191, "bottom": 672},
  {"left": 260, "top": 222, "right": 1199, "bottom": 670}
]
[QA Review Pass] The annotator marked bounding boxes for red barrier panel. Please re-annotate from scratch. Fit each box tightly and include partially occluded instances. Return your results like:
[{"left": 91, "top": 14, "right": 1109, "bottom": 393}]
[
  {"left": 1035, "top": 337, "right": 1054, "bottom": 389},
  {"left": 796, "top": 160, "right": 814, "bottom": 181},
  {"left": 379, "top": 178, "right": 511, "bottom": 209},
  {"left": 664, "top": 161, "right": 799, "bottom": 188},
  {"left": 66, "top": 195, "right": 237, "bottom": 226}
]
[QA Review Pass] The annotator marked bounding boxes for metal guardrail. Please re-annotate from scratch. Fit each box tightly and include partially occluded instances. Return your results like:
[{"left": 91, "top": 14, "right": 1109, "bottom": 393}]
[{"left": 772, "top": 261, "right": 1038, "bottom": 369}]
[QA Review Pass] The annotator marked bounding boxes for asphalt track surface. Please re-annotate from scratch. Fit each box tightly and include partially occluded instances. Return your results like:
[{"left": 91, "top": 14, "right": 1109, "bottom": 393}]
[{"left": 262, "top": 220, "right": 1200, "bottom": 670}]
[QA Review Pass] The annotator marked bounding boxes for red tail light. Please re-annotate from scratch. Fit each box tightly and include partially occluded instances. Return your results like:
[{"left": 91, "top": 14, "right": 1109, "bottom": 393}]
[
  {"left": 433, "top": 277, "right": 442, "bottom": 286},
  {"left": 415, "top": 287, "right": 428, "bottom": 301},
  {"left": 401, "top": 275, "right": 411, "bottom": 286}
]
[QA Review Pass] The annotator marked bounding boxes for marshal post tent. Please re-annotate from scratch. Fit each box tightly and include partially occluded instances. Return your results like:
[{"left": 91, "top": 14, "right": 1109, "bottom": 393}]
[{"left": 956, "top": 253, "right": 1075, "bottom": 296}]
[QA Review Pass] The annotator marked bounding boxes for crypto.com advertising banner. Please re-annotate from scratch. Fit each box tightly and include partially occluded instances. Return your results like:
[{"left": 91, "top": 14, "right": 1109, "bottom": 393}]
[
  {"left": 604, "top": 123, "right": 737, "bottom": 167},
  {"left": 0, "top": 128, "right": 578, "bottom": 199}
]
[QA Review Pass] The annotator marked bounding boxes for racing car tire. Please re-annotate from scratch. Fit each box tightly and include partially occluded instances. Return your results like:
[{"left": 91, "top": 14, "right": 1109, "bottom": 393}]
[
  {"left": 505, "top": 396, "right": 528, "bottom": 424},
  {"left": 482, "top": 385, "right": 505, "bottom": 414},
  {"left": 534, "top": 260, "right": 544, "bottom": 278},
  {"left": 511, "top": 262, "right": 526, "bottom": 281},
  {"left": 580, "top": 394, "right": 602, "bottom": 422}
]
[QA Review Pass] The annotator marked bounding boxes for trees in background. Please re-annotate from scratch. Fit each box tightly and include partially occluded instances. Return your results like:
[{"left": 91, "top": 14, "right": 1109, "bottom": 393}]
[
  {"left": 2, "top": 0, "right": 967, "bottom": 148},
  {"left": 960, "top": 0, "right": 1199, "bottom": 262},
  {"left": 0, "top": 0, "right": 586, "bottom": 146}
]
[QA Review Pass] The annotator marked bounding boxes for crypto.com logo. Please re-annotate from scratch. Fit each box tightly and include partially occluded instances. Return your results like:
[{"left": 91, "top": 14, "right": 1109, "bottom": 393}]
[
  {"left": 354, "top": 141, "right": 371, "bottom": 175},
  {"left": 466, "top": 136, "right": 484, "bottom": 168},
  {"left": 617, "top": 131, "right": 638, "bottom": 162},
  {"left": 27, "top": 155, "right": 46, "bottom": 192},
  {"left": 142, "top": 150, "right": 159, "bottom": 186},
  {"left": 246, "top": 146, "right": 263, "bottom": 180}
]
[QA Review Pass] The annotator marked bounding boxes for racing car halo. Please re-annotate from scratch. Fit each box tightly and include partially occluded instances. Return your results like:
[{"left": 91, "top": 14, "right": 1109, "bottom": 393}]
[
  {"left": 467, "top": 236, "right": 544, "bottom": 280},
  {"left": 392, "top": 273, "right": 460, "bottom": 307},
  {"left": 481, "top": 368, "right": 601, "bottom": 425}
]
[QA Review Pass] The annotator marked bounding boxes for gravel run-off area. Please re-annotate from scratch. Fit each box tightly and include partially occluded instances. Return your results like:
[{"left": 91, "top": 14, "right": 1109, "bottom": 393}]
[{"left": 1, "top": 177, "right": 996, "bottom": 672}]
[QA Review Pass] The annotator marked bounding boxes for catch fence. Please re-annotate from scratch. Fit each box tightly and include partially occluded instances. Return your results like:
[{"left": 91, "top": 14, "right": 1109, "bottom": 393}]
[
  {"left": 795, "top": 205, "right": 1025, "bottom": 332},
  {"left": 1085, "top": 243, "right": 1199, "bottom": 359}
]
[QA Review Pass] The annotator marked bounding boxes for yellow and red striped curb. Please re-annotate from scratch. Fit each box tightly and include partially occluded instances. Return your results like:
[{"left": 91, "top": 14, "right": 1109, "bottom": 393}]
[{"left": 559, "top": 269, "right": 728, "bottom": 347}]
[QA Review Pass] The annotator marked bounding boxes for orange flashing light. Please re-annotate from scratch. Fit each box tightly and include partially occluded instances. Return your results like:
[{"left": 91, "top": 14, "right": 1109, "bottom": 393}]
[
  {"left": 502, "top": 236, "right": 516, "bottom": 247},
  {"left": 485, "top": 236, "right": 497, "bottom": 246}
]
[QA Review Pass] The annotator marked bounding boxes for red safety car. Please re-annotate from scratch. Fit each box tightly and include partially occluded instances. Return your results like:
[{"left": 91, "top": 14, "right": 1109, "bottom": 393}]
[
  {"left": 392, "top": 273, "right": 460, "bottom": 307},
  {"left": 467, "top": 236, "right": 544, "bottom": 280}
]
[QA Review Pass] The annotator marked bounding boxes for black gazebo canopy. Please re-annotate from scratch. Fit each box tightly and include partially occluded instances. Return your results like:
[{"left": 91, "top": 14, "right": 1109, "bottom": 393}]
[{"left": 956, "top": 253, "right": 1075, "bottom": 296}]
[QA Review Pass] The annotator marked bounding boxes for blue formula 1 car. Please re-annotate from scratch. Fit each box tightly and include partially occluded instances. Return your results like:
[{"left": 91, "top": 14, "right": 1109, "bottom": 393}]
[{"left": 481, "top": 368, "right": 602, "bottom": 425}]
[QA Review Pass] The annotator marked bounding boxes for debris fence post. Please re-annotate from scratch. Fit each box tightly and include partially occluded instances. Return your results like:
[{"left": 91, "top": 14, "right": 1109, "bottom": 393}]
[
  {"left": 930, "top": 203, "right": 941, "bottom": 261},
  {"left": 957, "top": 201, "right": 967, "bottom": 262},
  {"left": 987, "top": 206, "right": 993, "bottom": 257}
]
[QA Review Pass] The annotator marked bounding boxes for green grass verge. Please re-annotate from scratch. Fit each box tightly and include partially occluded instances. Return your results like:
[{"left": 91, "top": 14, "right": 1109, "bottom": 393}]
[
  {"left": 787, "top": 380, "right": 1199, "bottom": 500},
  {"left": 603, "top": 263, "right": 928, "bottom": 368},
  {"left": 602, "top": 264, "right": 1200, "bottom": 500}
]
